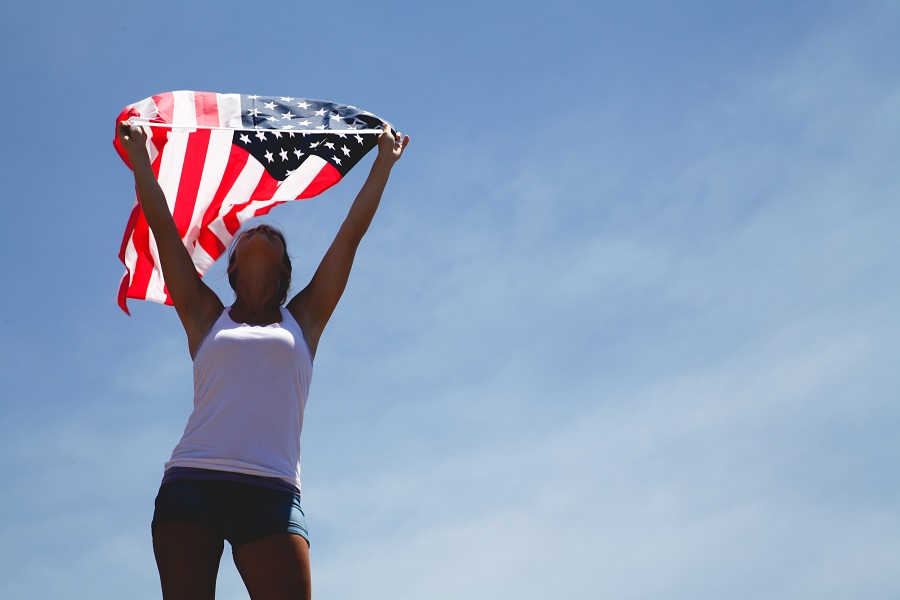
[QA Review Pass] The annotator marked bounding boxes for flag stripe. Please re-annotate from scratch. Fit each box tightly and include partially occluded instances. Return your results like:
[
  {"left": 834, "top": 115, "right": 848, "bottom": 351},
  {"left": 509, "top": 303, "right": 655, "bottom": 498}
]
[
  {"left": 194, "top": 91, "right": 220, "bottom": 127},
  {"left": 216, "top": 93, "right": 243, "bottom": 128},
  {"left": 172, "top": 129, "right": 210, "bottom": 236},
  {"left": 153, "top": 92, "right": 176, "bottom": 125},
  {"left": 128, "top": 213, "right": 154, "bottom": 303},
  {"left": 272, "top": 155, "right": 330, "bottom": 201},
  {"left": 171, "top": 91, "right": 198, "bottom": 129},
  {"left": 299, "top": 162, "right": 342, "bottom": 199}
]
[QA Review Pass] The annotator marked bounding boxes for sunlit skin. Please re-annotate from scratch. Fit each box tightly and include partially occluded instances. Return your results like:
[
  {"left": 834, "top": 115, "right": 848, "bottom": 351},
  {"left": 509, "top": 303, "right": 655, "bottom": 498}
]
[{"left": 116, "top": 119, "right": 408, "bottom": 600}]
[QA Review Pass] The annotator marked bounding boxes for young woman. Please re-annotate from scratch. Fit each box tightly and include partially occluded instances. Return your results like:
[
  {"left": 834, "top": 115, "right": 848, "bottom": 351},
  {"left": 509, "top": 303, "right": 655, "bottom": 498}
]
[{"left": 116, "top": 119, "right": 409, "bottom": 600}]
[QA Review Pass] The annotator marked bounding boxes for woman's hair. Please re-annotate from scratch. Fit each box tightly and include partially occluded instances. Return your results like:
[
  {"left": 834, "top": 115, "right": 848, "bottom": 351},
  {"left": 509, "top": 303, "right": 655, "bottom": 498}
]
[{"left": 227, "top": 224, "right": 292, "bottom": 305}]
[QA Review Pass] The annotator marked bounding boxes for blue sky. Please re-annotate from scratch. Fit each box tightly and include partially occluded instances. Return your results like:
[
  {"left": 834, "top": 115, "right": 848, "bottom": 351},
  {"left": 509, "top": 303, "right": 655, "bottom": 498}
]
[{"left": 1, "top": 1, "right": 899, "bottom": 598}]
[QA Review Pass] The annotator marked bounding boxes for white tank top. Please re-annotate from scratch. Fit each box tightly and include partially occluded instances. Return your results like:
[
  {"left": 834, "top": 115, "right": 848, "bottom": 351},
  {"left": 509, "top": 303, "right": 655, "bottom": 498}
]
[{"left": 165, "top": 306, "right": 313, "bottom": 492}]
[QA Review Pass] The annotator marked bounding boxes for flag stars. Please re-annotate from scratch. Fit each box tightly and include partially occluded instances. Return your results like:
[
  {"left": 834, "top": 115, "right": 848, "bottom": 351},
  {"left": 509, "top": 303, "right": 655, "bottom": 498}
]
[
  {"left": 293, "top": 149, "right": 304, "bottom": 159},
  {"left": 265, "top": 101, "right": 277, "bottom": 110},
  {"left": 324, "top": 142, "right": 335, "bottom": 150},
  {"left": 255, "top": 131, "right": 267, "bottom": 141},
  {"left": 354, "top": 134, "right": 364, "bottom": 144},
  {"left": 333, "top": 156, "right": 342, "bottom": 166},
  {"left": 296, "top": 101, "right": 310, "bottom": 110},
  {"left": 281, "top": 111, "right": 294, "bottom": 120},
  {"left": 248, "top": 108, "right": 260, "bottom": 117},
  {"left": 341, "top": 146, "right": 350, "bottom": 156},
  {"left": 279, "top": 149, "right": 288, "bottom": 161},
  {"left": 264, "top": 150, "right": 274, "bottom": 163},
  {"left": 239, "top": 134, "right": 251, "bottom": 144},
  {"left": 280, "top": 97, "right": 293, "bottom": 102},
  {"left": 273, "top": 131, "right": 283, "bottom": 139},
  {"left": 314, "top": 108, "right": 327, "bottom": 116}
]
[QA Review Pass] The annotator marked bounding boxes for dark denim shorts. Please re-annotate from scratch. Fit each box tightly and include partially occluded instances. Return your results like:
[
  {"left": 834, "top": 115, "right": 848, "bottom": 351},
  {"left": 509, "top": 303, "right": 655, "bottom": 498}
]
[{"left": 151, "top": 479, "right": 309, "bottom": 549}]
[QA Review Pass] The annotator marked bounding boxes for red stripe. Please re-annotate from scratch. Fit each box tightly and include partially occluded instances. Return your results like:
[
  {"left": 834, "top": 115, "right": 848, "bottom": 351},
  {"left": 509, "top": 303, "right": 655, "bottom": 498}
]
[
  {"left": 117, "top": 272, "right": 132, "bottom": 314},
  {"left": 153, "top": 92, "right": 176, "bottom": 124},
  {"left": 197, "top": 228, "right": 226, "bottom": 261},
  {"left": 171, "top": 129, "right": 210, "bottom": 236},
  {"left": 194, "top": 92, "right": 221, "bottom": 127},
  {"left": 149, "top": 126, "right": 170, "bottom": 175},
  {"left": 298, "top": 162, "right": 342, "bottom": 198}
]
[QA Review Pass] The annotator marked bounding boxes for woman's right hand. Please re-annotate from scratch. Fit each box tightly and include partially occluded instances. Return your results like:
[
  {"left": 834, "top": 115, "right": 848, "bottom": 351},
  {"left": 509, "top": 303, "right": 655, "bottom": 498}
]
[{"left": 117, "top": 121, "right": 149, "bottom": 160}]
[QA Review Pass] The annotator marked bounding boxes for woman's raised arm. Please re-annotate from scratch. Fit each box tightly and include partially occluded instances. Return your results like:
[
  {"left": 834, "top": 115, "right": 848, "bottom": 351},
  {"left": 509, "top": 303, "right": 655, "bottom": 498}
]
[
  {"left": 117, "top": 122, "right": 223, "bottom": 356},
  {"left": 288, "top": 126, "right": 409, "bottom": 357}
]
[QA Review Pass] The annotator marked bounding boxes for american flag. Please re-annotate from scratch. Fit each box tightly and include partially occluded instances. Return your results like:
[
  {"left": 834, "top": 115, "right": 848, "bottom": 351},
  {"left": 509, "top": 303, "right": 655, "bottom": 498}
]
[{"left": 113, "top": 90, "right": 387, "bottom": 314}]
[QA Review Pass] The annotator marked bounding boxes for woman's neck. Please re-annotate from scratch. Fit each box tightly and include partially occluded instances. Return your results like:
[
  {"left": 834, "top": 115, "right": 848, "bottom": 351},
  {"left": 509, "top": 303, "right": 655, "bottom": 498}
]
[{"left": 230, "top": 296, "right": 282, "bottom": 325}]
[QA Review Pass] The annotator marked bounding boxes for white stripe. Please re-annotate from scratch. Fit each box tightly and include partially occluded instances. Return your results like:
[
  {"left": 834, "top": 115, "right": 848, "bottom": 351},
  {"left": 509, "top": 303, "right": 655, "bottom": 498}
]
[
  {"left": 271, "top": 155, "right": 329, "bottom": 201},
  {"left": 131, "top": 96, "right": 158, "bottom": 120},
  {"left": 171, "top": 91, "right": 198, "bottom": 128},
  {"left": 192, "top": 244, "right": 217, "bottom": 274},
  {"left": 216, "top": 93, "right": 243, "bottom": 128},
  {"left": 156, "top": 130, "right": 190, "bottom": 217},
  {"left": 144, "top": 228, "right": 169, "bottom": 303},
  {"left": 147, "top": 134, "right": 160, "bottom": 164},
  {"left": 122, "top": 200, "right": 140, "bottom": 280}
]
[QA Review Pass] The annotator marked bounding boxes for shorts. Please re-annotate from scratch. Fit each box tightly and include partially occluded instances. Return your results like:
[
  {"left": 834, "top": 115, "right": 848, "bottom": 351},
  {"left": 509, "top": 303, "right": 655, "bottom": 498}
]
[{"left": 151, "top": 479, "right": 309, "bottom": 549}]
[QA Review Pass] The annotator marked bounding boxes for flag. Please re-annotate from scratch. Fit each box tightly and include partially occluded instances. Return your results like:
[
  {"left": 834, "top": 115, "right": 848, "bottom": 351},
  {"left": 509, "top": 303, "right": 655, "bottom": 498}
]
[{"left": 113, "top": 90, "right": 386, "bottom": 314}]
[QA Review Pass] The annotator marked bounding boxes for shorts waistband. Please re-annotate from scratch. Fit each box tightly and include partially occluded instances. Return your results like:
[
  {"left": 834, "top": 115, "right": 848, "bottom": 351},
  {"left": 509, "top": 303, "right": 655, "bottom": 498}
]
[{"left": 162, "top": 467, "right": 301, "bottom": 496}]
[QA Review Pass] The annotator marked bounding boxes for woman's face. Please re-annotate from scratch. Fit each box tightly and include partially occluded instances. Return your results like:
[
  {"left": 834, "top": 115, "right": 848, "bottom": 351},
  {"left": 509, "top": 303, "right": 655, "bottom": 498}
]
[{"left": 232, "top": 228, "right": 288, "bottom": 279}]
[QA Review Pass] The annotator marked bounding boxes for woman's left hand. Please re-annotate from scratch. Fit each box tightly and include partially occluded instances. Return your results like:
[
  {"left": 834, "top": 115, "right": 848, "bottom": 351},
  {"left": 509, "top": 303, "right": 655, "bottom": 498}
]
[{"left": 377, "top": 123, "right": 410, "bottom": 163}]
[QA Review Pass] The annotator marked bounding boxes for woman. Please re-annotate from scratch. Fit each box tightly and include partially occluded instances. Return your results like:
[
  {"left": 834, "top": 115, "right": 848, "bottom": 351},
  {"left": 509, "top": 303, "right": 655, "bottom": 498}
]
[{"left": 116, "top": 119, "right": 409, "bottom": 600}]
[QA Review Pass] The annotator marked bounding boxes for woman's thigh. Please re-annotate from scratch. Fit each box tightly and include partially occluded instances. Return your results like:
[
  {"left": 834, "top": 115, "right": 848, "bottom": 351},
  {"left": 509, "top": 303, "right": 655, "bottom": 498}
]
[
  {"left": 153, "top": 521, "right": 224, "bottom": 600},
  {"left": 233, "top": 532, "right": 311, "bottom": 600}
]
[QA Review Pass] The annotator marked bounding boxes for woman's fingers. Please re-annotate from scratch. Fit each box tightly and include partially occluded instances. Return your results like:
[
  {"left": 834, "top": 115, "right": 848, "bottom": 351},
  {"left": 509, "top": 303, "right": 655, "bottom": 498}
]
[
  {"left": 118, "top": 121, "right": 146, "bottom": 145},
  {"left": 375, "top": 123, "right": 408, "bottom": 160}
]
